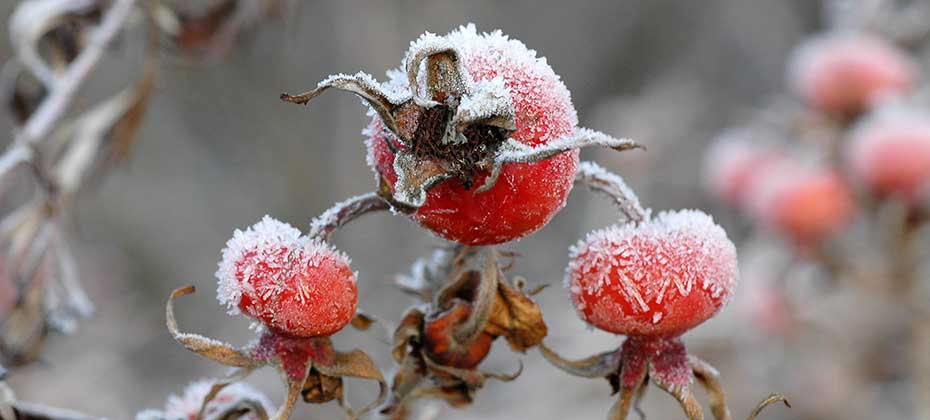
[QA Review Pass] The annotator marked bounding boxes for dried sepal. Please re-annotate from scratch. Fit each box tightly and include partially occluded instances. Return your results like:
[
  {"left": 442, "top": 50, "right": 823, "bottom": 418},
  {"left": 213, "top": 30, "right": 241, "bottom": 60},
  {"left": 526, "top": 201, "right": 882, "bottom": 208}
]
[
  {"left": 281, "top": 73, "right": 407, "bottom": 137},
  {"left": 392, "top": 152, "right": 452, "bottom": 208},
  {"left": 313, "top": 349, "right": 388, "bottom": 418},
  {"left": 166, "top": 285, "right": 255, "bottom": 368},
  {"left": 689, "top": 356, "right": 732, "bottom": 420},
  {"left": 746, "top": 394, "right": 790, "bottom": 420},
  {"left": 476, "top": 128, "right": 642, "bottom": 193},
  {"left": 537, "top": 342, "right": 622, "bottom": 379}
]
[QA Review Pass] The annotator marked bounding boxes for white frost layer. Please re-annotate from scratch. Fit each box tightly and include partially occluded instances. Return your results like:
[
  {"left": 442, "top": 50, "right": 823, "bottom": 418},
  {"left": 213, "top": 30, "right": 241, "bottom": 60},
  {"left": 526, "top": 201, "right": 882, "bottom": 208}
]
[
  {"left": 566, "top": 209, "right": 738, "bottom": 317},
  {"left": 215, "top": 215, "right": 351, "bottom": 315}
]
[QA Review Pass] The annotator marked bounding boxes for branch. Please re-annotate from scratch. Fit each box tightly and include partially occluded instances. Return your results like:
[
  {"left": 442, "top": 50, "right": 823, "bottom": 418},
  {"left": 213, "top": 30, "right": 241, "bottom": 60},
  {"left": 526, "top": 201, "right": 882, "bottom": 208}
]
[
  {"left": 7, "top": 0, "right": 138, "bottom": 152},
  {"left": 307, "top": 192, "right": 390, "bottom": 241}
]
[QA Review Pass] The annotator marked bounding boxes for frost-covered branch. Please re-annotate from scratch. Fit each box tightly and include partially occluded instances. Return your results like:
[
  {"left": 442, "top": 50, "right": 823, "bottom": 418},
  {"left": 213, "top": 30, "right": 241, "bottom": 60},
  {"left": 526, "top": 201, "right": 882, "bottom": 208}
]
[
  {"left": 8, "top": 0, "right": 138, "bottom": 152},
  {"left": 307, "top": 192, "right": 391, "bottom": 241},
  {"left": 574, "top": 161, "right": 648, "bottom": 224}
]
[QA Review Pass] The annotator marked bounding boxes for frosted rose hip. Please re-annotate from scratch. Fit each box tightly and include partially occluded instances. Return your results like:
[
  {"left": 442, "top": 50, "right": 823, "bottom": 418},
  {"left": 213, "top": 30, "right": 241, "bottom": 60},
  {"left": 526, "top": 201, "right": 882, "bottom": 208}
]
[
  {"left": 216, "top": 216, "right": 358, "bottom": 338},
  {"left": 567, "top": 210, "right": 738, "bottom": 337},
  {"left": 368, "top": 24, "right": 579, "bottom": 245},
  {"left": 788, "top": 33, "right": 916, "bottom": 116},
  {"left": 749, "top": 165, "right": 855, "bottom": 244},
  {"left": 847, "top": 110, "right": 930, "bottom": 204}
]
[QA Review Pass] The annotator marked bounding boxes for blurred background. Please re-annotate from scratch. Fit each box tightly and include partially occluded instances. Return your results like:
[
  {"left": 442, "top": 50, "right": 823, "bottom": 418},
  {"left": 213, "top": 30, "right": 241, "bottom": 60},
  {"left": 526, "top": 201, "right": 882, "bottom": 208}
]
[{"left": 2, "top": 0, "right": 922, "bottom": 419}]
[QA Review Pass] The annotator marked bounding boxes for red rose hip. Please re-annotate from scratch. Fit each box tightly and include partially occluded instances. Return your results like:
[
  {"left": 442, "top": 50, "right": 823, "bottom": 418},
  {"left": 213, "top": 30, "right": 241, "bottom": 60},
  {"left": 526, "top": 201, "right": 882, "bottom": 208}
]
[
  {"left": 367, "top": 25, "right": 579, "bottom": 245},
  {"left": 567, "top": 210, "right": 738, "bottom": 337},
  {"left": 788, "top": 33, "right": 916, "bottom": 117},
  {"left": 216, "top": 216, "right": 358, "bottom": 338}
]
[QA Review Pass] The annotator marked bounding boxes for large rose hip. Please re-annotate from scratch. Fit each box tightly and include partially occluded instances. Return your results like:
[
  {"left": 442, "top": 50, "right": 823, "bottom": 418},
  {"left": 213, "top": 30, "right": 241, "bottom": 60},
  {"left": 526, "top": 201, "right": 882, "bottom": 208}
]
[
  {"left": 567, "top": 210, "right": 738, "bottom": 337},
  {"left": 367, "top": 25, "right": 579, "bottom": 245},
  {"left": 216, "top": 216, "right": 358, "bottom": 338}
]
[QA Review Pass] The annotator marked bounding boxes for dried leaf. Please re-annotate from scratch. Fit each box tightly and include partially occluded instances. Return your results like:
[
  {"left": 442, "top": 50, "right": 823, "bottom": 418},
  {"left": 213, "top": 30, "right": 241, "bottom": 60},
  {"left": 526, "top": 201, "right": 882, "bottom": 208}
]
[
  {"left": 484, "top": 280, "right": 547, "bottom": 352},
  {"left": 8, "top": 0, "right": 98, "bottom": 86},
  {"left": 300, "top": 369, "right": 343, "bottom": 404},
  {"left": 313, "top": 349, "right": 388, "bottom": 418}
]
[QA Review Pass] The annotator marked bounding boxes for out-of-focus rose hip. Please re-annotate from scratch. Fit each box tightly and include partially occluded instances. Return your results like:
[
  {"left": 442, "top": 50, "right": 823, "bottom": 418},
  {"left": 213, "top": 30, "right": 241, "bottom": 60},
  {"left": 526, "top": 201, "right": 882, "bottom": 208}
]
[
  {"left": 847, "top": 110, "right": 930, "bottom": 204},
  {"left": 703, "top": 130, "right": 785, "bottom": 208},
  {"left": 788, "top": 33, "right": 916, "bottom": 117},
  {"left": 566, "top": 210, "right": 738, "bottom": 337},
  {"left": 749, "top": 164, "right": 855, "bottom": 244},
  {"left": 216, "top": 216, "right": 358, "bottom": 338}
]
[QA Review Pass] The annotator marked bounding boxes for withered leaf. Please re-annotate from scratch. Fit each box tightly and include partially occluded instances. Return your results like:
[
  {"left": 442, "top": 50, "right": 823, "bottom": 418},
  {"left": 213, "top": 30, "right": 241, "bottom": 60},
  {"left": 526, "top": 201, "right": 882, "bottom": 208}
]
[{"left": 485, "top": 280, "right": 547, "bottom": 352}]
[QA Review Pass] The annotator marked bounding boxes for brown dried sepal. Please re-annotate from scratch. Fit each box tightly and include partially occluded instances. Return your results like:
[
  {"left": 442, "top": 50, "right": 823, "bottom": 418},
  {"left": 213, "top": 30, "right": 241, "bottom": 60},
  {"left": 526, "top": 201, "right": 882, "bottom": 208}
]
[
  {"left": 166, "top": 285, "right": 387, "bottom": 420},
  {"left": 383, "top": 247, "right": 542, "bottom": 413}
]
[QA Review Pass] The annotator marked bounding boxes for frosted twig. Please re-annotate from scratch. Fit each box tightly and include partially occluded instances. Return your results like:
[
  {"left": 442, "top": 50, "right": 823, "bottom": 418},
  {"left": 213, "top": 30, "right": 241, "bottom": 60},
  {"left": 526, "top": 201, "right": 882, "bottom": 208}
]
[
  {"left": 6, "top": 0, "right": 138, "bottom": 151},
  {"left": 307, "top": 192, "right": 391, "bottom": 241},
  {"left": 574, "top": 161, "right": 648, "bottom": 224}
]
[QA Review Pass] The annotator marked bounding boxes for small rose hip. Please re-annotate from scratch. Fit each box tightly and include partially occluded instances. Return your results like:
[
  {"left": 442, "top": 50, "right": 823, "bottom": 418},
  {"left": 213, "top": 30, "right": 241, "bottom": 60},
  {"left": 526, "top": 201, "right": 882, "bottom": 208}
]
[
  {"left": 787, "top": 33, "right": 916, "bottom": 117},
  {"left": 567, "top": 210, "right": 738, "bottom": 337},
  {"left": 847, "top": 109, "right": 930, "bottom": 205},
  {"left": 748, "top": 164, "right": 855, "bottom": 245},
  {"left": 216, "top": 216, "right": 358, "bottom": 338}
]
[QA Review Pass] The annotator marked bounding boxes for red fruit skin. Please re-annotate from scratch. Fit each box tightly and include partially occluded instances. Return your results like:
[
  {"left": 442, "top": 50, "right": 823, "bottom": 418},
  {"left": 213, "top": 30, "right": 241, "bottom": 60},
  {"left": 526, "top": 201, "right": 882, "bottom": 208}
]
[
  {"left": 367, "top": 27, "right": 579, "bottom": 246},
  {"left": 752, "top": 167, "right": 855, "bottom": 244},
  {"left": 567, "top": 210, "right": 738, "bottom": 337},
  {"left": 236, "top": 249, "right": 357, "bottom": 338},
  {"left": 788, "top": 33, "right": 916, "bottom": 116},
  {"left": 848, "top": 112, "right": 930, "bottom": 204}
]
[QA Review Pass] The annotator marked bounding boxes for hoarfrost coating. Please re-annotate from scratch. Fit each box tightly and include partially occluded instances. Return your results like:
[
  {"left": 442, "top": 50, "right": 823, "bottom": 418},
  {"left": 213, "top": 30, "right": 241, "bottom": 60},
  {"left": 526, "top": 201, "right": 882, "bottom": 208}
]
[{"left": 567, "top": 209, "right": 738, "bottom": 336}]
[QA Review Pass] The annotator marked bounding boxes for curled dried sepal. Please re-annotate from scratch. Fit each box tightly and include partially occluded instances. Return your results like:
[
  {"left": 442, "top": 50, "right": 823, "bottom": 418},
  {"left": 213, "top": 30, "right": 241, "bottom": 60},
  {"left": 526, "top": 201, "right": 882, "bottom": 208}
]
[
  {"left": 476, "top": 129, "right": 642, "bottom": 194},
  {"left": 281, "top": 73, "right": 407, "bottom": 137},
  {"left": 312, "top": 349, "right": 388, "bottom": 418},
  {"left": 746, "top": 394, "right": 790, "bottom": 420},
  {"left": 689, "top": 356, "right": 732, "bottom": 420},
  {"left": 166, "top": 285, "right": 255, "bottom": 368},
  {"left": 537, "top": 342, "right": 621, "bottom": 379}
]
